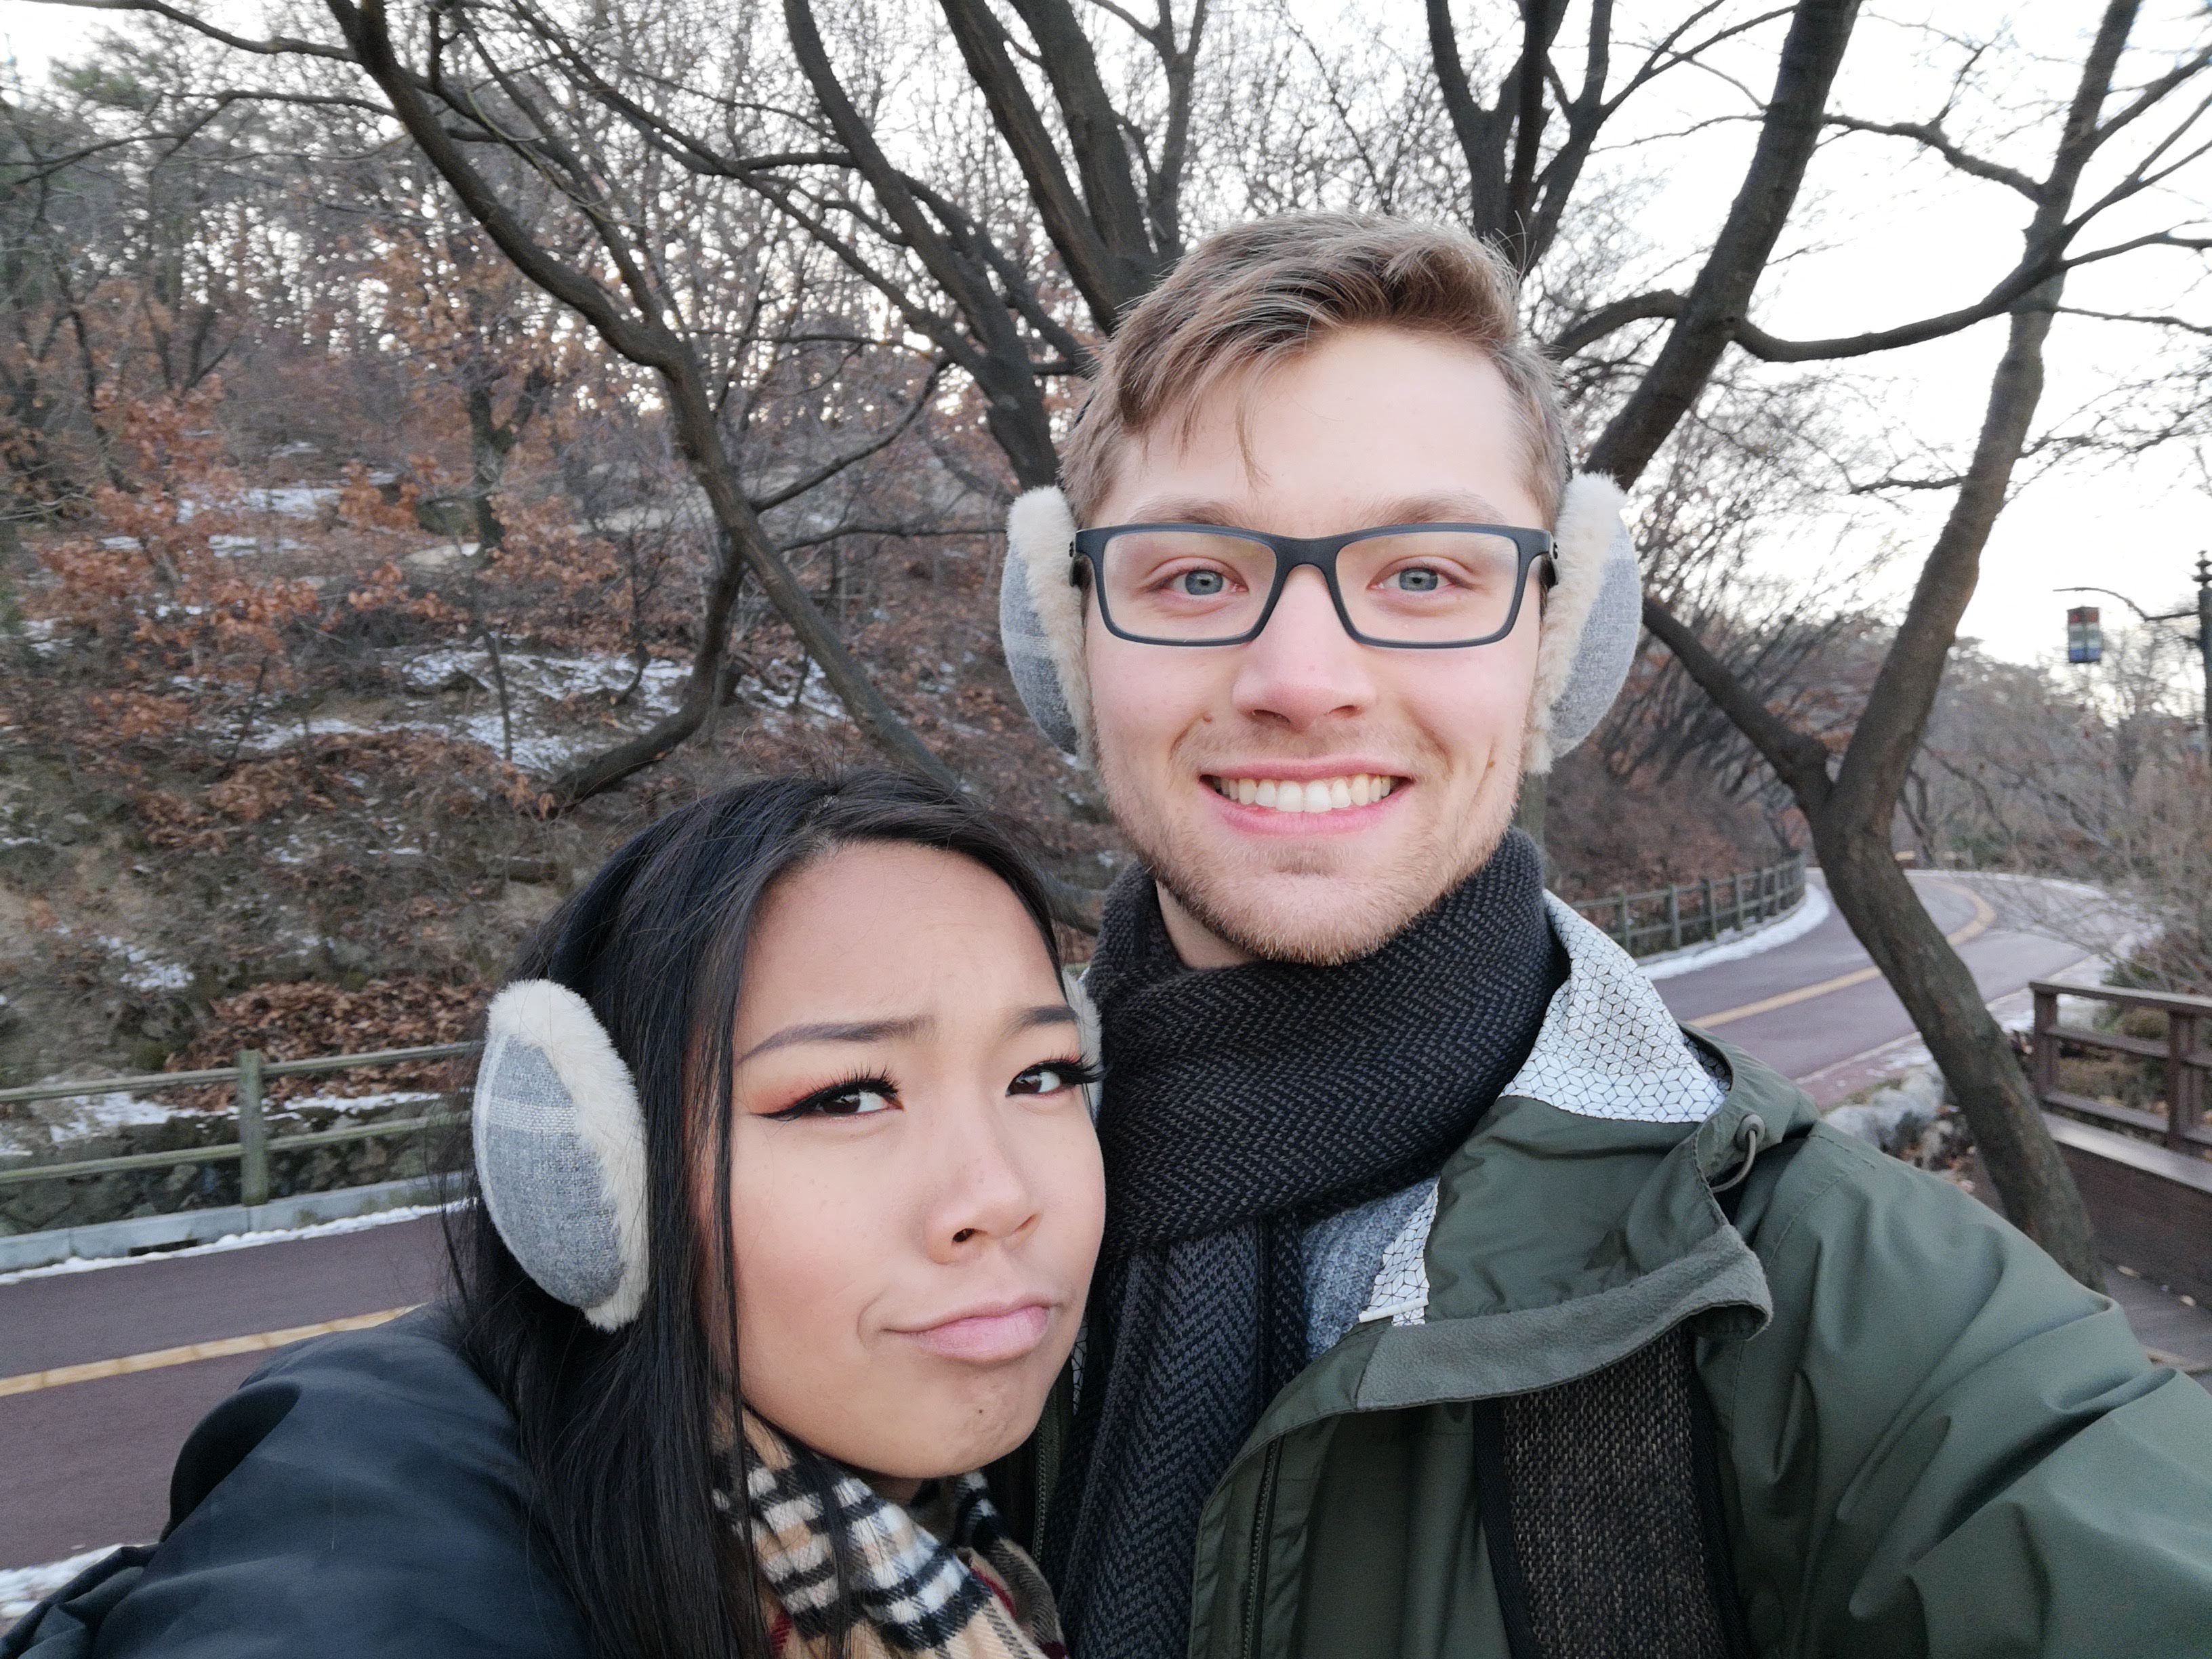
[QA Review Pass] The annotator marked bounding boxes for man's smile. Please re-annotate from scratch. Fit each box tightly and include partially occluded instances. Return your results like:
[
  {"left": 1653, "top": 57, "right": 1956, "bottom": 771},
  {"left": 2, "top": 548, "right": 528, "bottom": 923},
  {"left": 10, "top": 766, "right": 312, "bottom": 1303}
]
[{"left": 1204, "top": 771, "right": 1403, "bottom": 814}]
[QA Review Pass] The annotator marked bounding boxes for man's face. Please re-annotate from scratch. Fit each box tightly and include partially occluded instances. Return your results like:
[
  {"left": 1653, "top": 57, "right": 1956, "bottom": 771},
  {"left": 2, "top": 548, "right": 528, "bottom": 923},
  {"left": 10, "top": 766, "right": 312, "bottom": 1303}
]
[{"left": 1084, "top": 324, "right": 1546, "bottom": 966}]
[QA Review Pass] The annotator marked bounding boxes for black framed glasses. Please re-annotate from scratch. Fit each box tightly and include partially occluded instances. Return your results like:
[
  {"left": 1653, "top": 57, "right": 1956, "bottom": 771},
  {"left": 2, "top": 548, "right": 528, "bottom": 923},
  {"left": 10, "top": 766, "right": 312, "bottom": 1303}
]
[{"left": 1073, "top": 522, "right": 1555, "bottom": 649}]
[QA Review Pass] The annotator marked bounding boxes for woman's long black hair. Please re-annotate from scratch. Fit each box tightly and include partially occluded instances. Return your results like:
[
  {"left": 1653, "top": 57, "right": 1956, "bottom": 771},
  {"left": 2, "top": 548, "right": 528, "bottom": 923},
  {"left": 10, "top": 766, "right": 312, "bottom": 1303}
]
[{"left": 445, "top": 770, "right": 1065, "bottom": 1659}]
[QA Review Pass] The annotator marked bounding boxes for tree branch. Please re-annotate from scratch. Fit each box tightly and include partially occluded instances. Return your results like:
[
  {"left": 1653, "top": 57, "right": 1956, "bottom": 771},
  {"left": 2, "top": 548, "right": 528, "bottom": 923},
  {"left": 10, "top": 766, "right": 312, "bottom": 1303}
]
[
  {"left": 1825, "top": 111, "right": 2041, "bottom": 198},
  {"left": 1584, "top": 0, "right": 1862, "bottom": 485},
  {"left": 1639, "top": 593, "right": 1836, "bottom": 800},
  {"left": 750, "top": 357, "right": 947, "bottom": 512},
  {"left": 1549, "top": 289, "right": 1683, "bottom": 357}
]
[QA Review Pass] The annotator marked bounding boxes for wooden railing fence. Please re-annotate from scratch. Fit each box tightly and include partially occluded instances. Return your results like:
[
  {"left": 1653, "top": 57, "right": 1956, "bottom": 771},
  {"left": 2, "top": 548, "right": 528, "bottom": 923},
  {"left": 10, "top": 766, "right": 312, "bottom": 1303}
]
[
  {"left": 2030, "top": 981, "right": 2212, "bottom": 1156},
  {"left": 0, "top": 1043, "right": 479, "bottom": 1203}
]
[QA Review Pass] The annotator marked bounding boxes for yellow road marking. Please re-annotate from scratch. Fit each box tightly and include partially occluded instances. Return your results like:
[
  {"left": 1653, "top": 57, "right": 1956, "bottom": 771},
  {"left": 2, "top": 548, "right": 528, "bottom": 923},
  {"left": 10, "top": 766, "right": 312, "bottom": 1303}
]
[
  {"left": 0, "top": 1306, "right": 417, "bottom": 1397},
  {"left": 1695, "top": 880, "right": 1997, "bottom": 1030}
]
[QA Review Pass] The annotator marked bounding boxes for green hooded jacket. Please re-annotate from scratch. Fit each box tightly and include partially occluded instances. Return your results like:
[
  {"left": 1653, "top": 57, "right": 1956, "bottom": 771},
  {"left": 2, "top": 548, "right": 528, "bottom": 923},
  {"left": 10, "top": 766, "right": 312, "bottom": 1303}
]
[{"left": 1013, "top": 899, "right": 2212, "bottom": 1658}]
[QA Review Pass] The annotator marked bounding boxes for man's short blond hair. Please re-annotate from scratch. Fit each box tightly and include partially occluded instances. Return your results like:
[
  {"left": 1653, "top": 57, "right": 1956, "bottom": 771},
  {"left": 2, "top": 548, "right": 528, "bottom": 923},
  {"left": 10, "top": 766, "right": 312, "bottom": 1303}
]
[{"left": 1060, "top": 211, "right": 1570, "bottom": 527}]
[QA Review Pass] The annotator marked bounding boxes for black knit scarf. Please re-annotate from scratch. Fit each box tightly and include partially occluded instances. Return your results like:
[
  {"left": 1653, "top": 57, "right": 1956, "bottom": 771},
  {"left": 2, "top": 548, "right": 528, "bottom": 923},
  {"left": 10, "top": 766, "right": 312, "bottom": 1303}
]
[{"left": 1042, "top": 830, "right": 1562, "bottom": 1659}]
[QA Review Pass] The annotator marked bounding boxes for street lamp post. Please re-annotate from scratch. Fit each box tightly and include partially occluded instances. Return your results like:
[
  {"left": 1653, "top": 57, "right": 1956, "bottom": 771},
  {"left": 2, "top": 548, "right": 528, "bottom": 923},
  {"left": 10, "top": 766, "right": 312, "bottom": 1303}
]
[
  {"left": 2057, "top": 554, "right": 2212, "bottom": 761},
  {"left": 2198, "top": 554, "right": 2212, "bottom": 760}
]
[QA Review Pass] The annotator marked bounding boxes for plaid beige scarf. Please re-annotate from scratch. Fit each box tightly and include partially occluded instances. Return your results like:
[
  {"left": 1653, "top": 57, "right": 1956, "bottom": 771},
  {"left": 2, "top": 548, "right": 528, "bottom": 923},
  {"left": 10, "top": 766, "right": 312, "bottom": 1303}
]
[{"left": 735, "top": 1414, "right": 1065, "bottom": 1659}]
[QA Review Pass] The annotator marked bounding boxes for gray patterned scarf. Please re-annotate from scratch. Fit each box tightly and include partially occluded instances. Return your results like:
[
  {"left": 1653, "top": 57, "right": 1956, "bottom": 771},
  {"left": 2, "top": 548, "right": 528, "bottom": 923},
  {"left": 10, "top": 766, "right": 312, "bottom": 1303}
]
[{"left": 1042, "top": 830, "right": 1562, "bottom": 1659}]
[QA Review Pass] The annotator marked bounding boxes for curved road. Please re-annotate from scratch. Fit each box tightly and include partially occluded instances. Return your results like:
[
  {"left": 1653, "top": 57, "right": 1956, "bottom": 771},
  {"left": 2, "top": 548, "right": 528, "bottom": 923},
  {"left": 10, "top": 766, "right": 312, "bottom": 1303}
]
[
  {"left": 0, "top": 870, "right": 2142, "bottom": 1583},
  {"left": 1658, "top": 871, "right": 2098, "bottom": 1101}
]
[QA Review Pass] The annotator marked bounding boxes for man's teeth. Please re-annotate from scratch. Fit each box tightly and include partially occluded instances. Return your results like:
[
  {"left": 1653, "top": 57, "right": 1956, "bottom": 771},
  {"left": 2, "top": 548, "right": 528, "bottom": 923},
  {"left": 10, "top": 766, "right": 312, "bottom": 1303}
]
[{"left": 1208, "top": 775, "right": 1397, "bottom": 813}]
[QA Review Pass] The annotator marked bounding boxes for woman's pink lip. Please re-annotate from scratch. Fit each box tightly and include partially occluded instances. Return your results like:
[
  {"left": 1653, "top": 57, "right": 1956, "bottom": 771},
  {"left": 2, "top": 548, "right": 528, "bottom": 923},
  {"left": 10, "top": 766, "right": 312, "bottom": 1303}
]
[{"left": 897, "top": 1303, "right": 1052, "bottom": 1363}]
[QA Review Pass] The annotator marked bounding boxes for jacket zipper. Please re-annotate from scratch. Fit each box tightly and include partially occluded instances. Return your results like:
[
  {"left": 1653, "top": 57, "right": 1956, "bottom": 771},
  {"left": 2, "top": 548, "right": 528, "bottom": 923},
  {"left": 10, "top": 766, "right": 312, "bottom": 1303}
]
[
  {"left": 1238, "top": 1443, "right": 1283, "bottom": 1659},
  {"left": 1030, "top": 1397, "right": 1061, "bottom": 1558}
]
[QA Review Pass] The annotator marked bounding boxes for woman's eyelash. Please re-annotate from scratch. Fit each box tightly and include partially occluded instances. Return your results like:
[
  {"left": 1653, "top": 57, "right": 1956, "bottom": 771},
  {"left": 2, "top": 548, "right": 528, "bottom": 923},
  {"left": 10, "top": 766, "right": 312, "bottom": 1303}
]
[
  {"left": 764, "top": 1073, "right": 899, "bottom": 1121},
  {"left": 1017, "top": 1057, "right": 1103, "bottom": 1093}
]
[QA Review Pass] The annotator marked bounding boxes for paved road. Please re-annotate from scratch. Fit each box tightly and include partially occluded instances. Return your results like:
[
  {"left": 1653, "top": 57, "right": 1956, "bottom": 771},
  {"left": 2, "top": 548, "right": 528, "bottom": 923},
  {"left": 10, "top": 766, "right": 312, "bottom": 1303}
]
[
  {"left": 0, "top": 869, "right": 2192, "bottom": 1582},
  {"left": 1658, "top": 871, "right": 2097, "bottom": 1098},
  {"left": 1, "top": 1220, "right": 448, "bottom": 1572}
]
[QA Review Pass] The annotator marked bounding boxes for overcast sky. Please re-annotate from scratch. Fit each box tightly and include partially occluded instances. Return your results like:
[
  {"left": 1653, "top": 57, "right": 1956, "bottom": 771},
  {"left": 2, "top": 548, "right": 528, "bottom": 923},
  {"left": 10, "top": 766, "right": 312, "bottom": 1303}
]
[{"left": 9, "top": 2, "right": 2207, "bottom": 680}]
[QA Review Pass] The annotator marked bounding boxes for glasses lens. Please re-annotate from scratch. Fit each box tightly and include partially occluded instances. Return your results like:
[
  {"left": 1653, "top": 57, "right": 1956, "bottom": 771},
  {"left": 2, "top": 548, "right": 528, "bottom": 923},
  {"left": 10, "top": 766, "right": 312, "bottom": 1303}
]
[
  {"left": 1099, "top": 529, "right": 1275, "bottom": 640},
  {"left": 1339, "top": 530, "right": 1528, "bottom": 642}
]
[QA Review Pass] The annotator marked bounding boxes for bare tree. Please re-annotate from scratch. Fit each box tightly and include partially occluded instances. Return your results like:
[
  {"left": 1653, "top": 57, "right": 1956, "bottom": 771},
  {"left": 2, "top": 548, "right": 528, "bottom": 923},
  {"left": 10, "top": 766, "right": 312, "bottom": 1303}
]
[
  {"left": 35, "top": 0, "right": 982, "bottom": 816},
  {"left": 1612, "top": 2, "right": 2212, "bottom": 1282}
]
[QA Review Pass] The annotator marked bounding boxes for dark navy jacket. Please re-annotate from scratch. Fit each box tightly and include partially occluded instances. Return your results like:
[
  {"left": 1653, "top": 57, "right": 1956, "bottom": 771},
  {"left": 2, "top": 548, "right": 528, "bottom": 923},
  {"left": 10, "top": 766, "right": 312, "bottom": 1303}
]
[{"left": 3, "top": 1308, "right": 590, "bottom": 1658}]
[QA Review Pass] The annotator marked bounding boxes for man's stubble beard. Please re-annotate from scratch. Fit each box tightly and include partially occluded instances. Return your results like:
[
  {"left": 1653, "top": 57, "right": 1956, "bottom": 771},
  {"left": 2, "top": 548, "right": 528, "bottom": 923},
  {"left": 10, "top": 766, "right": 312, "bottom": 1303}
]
[{"left": 1097, "top": 731, "right": 1522, "bottom": 968}]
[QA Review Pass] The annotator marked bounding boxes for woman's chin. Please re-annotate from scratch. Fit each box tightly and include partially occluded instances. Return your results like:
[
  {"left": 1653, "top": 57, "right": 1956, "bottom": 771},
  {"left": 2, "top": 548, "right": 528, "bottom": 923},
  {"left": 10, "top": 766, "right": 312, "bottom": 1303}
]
[{"left": 822, "top": 1380, "right": 1052, "bottom": 1487}]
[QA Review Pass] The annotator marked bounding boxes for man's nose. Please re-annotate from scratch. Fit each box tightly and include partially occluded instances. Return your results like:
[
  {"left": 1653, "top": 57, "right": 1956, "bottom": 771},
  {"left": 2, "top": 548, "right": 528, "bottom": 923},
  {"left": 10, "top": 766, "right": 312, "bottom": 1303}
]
[{"left": 1229, "top": 565, "right": 1376, "bottom": 732}]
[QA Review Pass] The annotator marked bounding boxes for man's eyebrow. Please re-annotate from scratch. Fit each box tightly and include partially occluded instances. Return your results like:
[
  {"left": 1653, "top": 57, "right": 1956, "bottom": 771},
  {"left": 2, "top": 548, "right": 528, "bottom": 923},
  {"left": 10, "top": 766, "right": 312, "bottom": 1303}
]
[
  {"left": 735, "top": 1016, "right": 928, "bottom": 1067},
  {"left": 1105, "top": 491, "right": 1517, "bottom": 532},
  {"left": 1357, "top": 490, "right": 1515, "bottom": 526},
  {"left": 1111, "top": 495, "right": 1254, "bottom": 529}
]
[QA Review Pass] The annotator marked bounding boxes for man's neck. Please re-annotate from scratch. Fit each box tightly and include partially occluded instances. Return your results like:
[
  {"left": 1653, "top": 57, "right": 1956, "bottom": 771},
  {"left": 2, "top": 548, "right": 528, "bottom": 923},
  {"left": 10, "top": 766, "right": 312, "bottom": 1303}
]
[{"left": 1155, "top": 880, "right": 1254, "bottom": 969}]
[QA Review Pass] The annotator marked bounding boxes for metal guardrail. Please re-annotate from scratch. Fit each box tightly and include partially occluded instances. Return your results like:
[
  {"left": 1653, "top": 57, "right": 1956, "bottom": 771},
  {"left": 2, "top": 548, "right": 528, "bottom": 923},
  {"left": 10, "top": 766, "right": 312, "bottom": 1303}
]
[
  {"left": 1567, "top": 852, "right": 1807, "bottom": 958},
  {"left": 2030, "top": 981, "right": 2212, "bottom": 1155},
  {"left": 0, "top": 1042, "right": 481, "bottom": 1202}
]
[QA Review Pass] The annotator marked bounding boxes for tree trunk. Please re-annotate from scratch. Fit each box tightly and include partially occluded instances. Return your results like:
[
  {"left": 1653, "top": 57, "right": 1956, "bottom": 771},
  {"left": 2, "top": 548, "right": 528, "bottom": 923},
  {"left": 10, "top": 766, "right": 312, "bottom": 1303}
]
[
  {"left": 1810, "top": 815, "right": 2102, "bottom": 1284},
  {"left": 464, "top": 382, "right": 510, "bottom": 552}
]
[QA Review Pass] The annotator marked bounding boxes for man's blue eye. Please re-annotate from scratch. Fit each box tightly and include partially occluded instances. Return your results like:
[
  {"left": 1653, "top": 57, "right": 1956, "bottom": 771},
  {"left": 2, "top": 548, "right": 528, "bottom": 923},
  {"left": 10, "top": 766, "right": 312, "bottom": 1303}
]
[
  {"left": 1176, "top": 569, "right": 1226, "bottom": 596},
  {"left": 1393, "top": 568, "right": 1442, "bottom": 592}
]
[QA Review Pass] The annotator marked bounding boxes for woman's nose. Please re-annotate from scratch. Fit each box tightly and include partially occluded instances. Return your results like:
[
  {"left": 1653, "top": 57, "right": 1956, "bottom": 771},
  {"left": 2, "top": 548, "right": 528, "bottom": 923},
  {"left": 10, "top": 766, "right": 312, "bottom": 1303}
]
[{"left": 924, "top": 1105, "right": 1041, "bottom": 1258}]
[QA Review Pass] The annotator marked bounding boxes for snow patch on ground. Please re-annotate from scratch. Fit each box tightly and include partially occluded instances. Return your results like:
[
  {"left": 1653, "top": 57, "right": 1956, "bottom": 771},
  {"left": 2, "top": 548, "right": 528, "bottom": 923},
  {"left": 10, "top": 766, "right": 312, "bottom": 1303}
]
[
  {"left": 5, "top": 1088, "right": 182, "bottom": 1140},
  {"left": 173, "top": 486, "right": 335, "bottom": 522},
  {"left": 207, "top": 532, "right": 303, "bottom": 556},
  {"left": 1637, "top": 876, "right": 1831, "bottom": 982},
  {"left": 13, "top": 617, "right": 62, "bottom": 657},
  {"left": 93, "top": 935, "right": 190, "bottom": 993},
  {"left": 1, "top": 1086, "right": 447, "bottom": 1156},
  {"left": 1, "top": 1544, "right": 138, "bottom": 1622},
  {"left": 1826, "top": 1065, "right": 1946, "bottom": 1146},
  {"left": 0, "top": 1200, "right": 454, "bottom": 1286},
  {"left": 243, "top": 647, "right": 691, "bottom": 771}
]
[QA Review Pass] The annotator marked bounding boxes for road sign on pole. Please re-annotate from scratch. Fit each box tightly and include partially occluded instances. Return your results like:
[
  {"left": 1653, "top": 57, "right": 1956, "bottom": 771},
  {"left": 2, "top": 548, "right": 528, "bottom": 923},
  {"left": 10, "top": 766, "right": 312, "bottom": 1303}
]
[{"left": 2067, "top": 605, "right": 2102, "bottom": 664}]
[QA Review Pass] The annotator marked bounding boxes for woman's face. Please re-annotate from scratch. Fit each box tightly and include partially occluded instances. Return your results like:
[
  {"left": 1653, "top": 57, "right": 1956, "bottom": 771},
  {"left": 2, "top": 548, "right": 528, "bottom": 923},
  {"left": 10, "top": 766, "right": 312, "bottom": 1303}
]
[{"left": 724, "top": 842, "right": 1104, "bottom": 1490}]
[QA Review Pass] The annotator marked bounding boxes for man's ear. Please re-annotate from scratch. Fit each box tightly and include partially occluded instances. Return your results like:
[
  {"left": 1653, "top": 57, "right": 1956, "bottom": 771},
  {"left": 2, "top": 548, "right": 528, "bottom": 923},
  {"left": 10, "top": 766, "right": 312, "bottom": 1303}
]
[
  {"left": 999, "top": 487, "right": 1093, "bottom": 763},
  {"left": 1524, "top": 473, "right": 1641, "bottom": 774}
]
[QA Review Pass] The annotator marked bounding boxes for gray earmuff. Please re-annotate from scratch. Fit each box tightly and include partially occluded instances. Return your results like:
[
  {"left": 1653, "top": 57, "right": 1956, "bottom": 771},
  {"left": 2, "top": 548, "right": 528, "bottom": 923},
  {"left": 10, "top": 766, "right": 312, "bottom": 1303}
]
[
  {"left": 997, "top": 472, "right": 1643, "bottom": 774},
  {"left": 473, "top": 978, "right": 650, "bottom": 1331}
]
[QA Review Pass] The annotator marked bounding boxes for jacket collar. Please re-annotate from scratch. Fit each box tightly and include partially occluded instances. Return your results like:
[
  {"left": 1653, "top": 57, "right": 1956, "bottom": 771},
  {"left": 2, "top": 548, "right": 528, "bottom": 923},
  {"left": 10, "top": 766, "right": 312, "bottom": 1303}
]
[{"left": 1310, "top": 897, "right": 1824, "bottom": 1388}]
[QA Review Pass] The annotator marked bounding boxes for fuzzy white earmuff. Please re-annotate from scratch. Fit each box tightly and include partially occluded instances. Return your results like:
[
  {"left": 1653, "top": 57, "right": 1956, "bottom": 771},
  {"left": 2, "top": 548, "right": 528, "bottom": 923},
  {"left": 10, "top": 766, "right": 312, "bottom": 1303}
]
[
  {"left": 999, "top": 487, "right": 1092, "bottom": 764},
  {"left": 473, "top": 978, "right": 650, "bottom": 1330},
  {"left": 996, "top": 474, "right": 1642, "bottom": 773}
]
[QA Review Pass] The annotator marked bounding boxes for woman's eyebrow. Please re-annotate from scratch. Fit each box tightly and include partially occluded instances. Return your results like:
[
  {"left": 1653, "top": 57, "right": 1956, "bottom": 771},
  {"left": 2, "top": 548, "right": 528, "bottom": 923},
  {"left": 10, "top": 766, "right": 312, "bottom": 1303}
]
[
  {"left": 1008, "top": 1004, "right": 1080, "bottom": 1035},
  {"left": 735, "top": 1016, "right": 928, "bottom": 1066}
]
